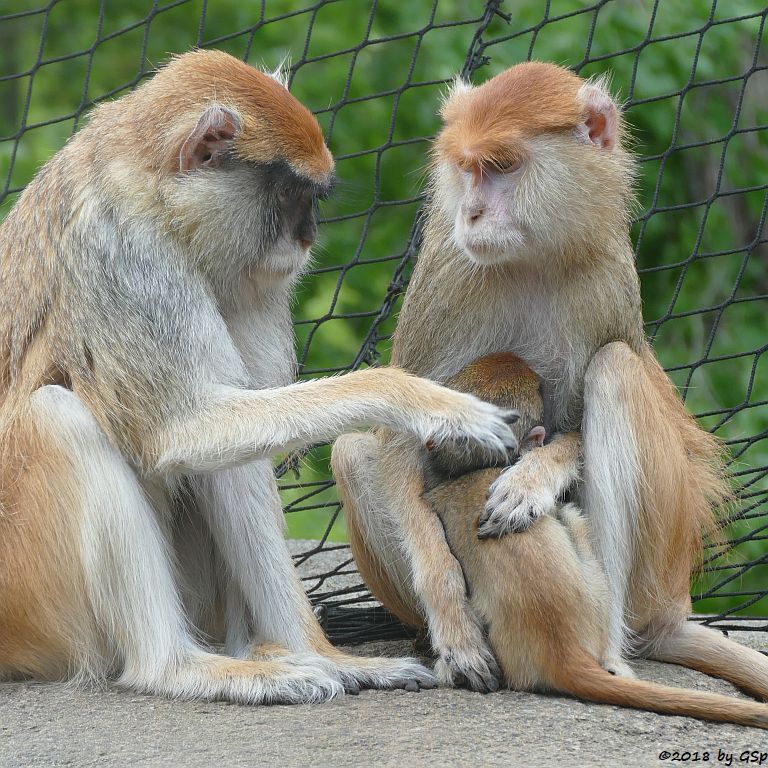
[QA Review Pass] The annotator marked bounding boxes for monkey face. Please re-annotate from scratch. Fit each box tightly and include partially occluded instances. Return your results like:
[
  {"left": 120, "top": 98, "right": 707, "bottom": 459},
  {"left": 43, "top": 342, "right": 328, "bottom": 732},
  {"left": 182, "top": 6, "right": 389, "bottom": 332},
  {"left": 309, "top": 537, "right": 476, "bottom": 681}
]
[
  {"left": 152, "top": 54, "right": 335, "bottom": 284},
  {"left": 248, "top": 160, "right": 334, "bottom": 276},
  {"left": 443, "top": 160, "right": 529, "bottom": 265},
  {"left": 167, "top": 156, "right": 333, "bottom": 281},
  {"left": 432, "top": 64, "right": 633, "bottom": 267}
]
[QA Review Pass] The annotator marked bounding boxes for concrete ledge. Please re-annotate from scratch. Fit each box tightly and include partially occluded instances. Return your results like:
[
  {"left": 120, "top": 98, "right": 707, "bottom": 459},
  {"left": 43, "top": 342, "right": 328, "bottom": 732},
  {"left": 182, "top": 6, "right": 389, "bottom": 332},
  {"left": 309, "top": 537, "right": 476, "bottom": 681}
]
[
  {"left": 2, "top": 637, "right": 767, "bottom": 768},
  {"left": 1, "top": 542, "right": 766, "bottom": 767}
]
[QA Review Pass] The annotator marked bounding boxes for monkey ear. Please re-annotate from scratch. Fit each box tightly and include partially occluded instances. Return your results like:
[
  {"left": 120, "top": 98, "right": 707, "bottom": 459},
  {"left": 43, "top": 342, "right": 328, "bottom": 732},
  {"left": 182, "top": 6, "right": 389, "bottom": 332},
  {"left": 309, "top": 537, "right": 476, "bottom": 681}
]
[
  {"left": 179, "top": 105, "right": 241, "bottom": 172},
  {"left": 522, "top": 426, "right": 546, "bottom": 450},
  {"left": 575, "top": 78, "right": 619, "bottom": 150}
]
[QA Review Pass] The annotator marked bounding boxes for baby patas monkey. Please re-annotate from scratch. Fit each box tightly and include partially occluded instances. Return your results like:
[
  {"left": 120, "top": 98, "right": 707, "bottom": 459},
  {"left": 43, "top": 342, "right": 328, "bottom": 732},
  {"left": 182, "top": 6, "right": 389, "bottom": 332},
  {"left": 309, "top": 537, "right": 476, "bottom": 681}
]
[{"left": 427, "top": 353, "right": 768, "bottom": 729}]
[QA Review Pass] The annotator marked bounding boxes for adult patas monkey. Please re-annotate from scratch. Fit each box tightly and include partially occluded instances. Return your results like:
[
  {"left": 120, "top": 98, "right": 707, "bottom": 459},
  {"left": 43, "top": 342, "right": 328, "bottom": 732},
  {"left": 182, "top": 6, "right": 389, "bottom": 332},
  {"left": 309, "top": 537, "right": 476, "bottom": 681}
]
[
  {"left": 333, "top": 63, "right": 765, "bottom": 694},
  {"left": 0, "top": 50, "right": 519, "bottom": 703}
]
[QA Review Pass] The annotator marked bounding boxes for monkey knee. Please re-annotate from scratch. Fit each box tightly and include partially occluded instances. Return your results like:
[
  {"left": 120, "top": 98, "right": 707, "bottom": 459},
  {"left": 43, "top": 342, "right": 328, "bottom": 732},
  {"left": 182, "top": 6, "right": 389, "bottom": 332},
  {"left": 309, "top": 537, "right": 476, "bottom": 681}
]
[
  {"left": 583, "top": 342, "right": 645, "bottom": 414},
  {"left": 331, "top": 433, "right": 381, "bottom": 478},
  {"left": 585, "top": 342, "right": 635, "bottom": 384}
]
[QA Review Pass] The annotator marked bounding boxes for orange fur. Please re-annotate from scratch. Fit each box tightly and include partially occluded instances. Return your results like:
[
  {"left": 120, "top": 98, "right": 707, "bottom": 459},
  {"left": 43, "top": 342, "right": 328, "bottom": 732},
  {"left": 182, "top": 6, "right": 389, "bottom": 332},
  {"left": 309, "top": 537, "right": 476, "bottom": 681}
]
[
  {"left": 335, "top": 62, "right": 741, "bottom": 698},
  {"left": 432, "top": 469, "right": 768, "bottom": 730},
  {"left": 346, "top": 512, "right": 425, "bottom": 631},
  {"left": 437, "top": 63, "right": 584, "bottom": 171},
  {"left": 426, "top": 355, "right": 767, "bottom": 729},
  {"left": 0, "top": 405, "right": 92, "bottom": 680},
  {"left": 92, "top": 49, "right": 333, "bottom": 181}
]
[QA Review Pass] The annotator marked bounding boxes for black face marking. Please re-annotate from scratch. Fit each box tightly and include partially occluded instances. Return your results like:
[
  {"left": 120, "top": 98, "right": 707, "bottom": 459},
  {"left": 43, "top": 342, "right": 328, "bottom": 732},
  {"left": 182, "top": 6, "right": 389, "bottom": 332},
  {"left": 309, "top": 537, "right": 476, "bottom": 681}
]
[{"left": 249, "top": 160, "right": 334, "bottom": 249}]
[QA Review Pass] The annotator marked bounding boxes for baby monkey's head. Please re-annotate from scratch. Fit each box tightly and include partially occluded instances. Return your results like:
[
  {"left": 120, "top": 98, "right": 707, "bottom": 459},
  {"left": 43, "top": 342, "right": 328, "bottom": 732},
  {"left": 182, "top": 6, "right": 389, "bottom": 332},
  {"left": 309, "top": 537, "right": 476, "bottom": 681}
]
[{"left": 425, "top": 353, "right": 545, "bottom": 487}]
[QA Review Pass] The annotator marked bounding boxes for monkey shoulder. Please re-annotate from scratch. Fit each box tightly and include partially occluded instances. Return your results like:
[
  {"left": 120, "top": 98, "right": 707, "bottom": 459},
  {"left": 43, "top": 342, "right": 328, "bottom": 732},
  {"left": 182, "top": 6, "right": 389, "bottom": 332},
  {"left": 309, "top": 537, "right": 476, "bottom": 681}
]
[{"left": 55, "top": 210, "right": 254, "bottom": 396}]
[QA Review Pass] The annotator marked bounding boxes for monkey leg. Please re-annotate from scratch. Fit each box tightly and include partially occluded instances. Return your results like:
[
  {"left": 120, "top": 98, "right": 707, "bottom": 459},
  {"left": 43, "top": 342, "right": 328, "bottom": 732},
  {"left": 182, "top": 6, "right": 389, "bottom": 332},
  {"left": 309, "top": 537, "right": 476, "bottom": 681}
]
[
  {"left": 172, "top": 496, "right": 225, "bottom": 643},
  {"left": 0, "top": 386, "right": 343, "bottom": 703},
  {"left": 332, "top": 433, "right": 425, "bottom": 630},
  {"left": 581, "top": 341, "right": 706, "bottom": 676},
  {"left": 189, "top": 460, "right": 435, "bottom": 693},
  {"left": 332, "top": 433, "right": 501, "bottom": 692}
]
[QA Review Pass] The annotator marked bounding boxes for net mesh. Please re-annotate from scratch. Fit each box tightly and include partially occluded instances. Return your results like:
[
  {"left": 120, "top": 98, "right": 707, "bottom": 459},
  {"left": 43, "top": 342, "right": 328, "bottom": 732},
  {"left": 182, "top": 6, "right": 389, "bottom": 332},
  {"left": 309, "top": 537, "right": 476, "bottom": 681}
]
[{"left": 1, "top": 0, "right": 766, "bottom": 642}]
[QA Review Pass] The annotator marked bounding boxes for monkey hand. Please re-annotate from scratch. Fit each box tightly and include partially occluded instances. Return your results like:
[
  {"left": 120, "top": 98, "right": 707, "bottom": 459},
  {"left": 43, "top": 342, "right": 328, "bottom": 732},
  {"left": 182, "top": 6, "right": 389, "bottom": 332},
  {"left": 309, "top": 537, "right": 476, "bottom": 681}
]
[
  {"left": 477, "top": 462, "right": 557, "bottom": 537},
  {"left": 412, "top": 383, "right": 519, "bottom": 461}
]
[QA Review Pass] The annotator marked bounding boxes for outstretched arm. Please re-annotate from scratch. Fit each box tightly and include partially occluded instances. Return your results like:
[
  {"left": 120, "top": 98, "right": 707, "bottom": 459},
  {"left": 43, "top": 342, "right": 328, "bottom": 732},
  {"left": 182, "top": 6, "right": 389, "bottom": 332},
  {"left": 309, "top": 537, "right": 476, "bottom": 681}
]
[{"left": 153, "top": 368, "right": 518, "bottom": 474}]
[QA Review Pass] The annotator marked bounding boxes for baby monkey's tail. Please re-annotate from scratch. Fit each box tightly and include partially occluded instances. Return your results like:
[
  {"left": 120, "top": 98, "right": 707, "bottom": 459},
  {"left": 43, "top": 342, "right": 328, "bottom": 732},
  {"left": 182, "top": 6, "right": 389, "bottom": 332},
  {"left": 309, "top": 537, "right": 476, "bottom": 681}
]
[{"left": 549, "top": 650, "right": 768, "bottom": 730}]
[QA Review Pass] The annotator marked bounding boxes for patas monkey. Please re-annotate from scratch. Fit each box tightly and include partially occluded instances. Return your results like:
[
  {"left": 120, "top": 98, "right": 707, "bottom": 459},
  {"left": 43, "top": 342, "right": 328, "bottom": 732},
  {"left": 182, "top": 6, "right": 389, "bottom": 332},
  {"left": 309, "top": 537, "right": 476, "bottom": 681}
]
[
  {"left": 333, "top": 62, "right": 768, "bottom": 697},
  {"left": 426, "top": 353, "right": 767, "bottom": 729},
  {"left": 0, "top": 49, "right": 519, "bottom": 703}
]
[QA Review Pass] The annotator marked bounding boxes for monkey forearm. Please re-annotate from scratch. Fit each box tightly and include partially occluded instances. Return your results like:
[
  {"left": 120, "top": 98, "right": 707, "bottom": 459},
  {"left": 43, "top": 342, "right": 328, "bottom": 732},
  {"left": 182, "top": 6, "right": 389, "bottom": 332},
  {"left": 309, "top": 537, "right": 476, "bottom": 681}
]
[
  {"left": 527, "top": 431, "right": 582, "bottom": 497},
  {"left": 153, "top": 369, "right": 515, "bottom": 474}
]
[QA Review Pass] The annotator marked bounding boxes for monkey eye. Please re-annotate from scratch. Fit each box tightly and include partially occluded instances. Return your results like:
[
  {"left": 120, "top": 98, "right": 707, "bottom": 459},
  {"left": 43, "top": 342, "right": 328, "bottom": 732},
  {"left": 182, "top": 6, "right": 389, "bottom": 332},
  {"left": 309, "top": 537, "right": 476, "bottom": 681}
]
[{"left": 488, "top": 158, "right": 522, "bottom": 174}]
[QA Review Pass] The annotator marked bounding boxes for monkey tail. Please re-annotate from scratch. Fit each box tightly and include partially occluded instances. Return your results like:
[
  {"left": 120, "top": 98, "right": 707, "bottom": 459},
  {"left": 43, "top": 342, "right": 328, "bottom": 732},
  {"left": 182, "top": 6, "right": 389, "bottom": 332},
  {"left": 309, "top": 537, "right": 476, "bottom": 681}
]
[
  {"left": 548, "top": 649, "right": 768, "bottom": 730},
  {"left": 647, "top": 622, "right": 768, "bottom": 702}
]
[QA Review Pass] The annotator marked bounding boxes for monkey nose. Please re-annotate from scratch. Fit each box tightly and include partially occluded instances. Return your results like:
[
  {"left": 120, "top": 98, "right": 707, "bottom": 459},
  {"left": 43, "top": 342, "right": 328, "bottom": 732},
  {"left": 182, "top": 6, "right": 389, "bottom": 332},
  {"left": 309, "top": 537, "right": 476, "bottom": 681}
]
[
  {"left": 299, "top": 238, "right": 313, "bottom": 250},
  {"left": 464, "top": 205, "right": 485, "bottom": 225}
]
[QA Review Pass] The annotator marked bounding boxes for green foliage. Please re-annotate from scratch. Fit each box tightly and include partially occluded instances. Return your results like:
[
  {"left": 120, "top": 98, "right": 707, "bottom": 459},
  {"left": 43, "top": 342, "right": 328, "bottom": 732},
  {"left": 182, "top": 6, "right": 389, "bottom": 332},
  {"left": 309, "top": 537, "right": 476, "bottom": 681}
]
[{"left": 1, "top": 1, "right": 765, "bottom": 616}]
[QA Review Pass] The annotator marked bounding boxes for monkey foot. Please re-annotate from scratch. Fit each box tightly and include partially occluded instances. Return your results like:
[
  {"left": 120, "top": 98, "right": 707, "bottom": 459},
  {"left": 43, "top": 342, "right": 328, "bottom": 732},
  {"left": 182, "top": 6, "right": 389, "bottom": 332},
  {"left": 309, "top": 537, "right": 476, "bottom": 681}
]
[
  {"left": 478, "top": 468, "right": 556, "bottom": 537},
  {"left": 434, "top": 645, "right": 502, "bottom": 693},
  {"left": 322, "top": 653, "right": 437, "bottom": 694}
]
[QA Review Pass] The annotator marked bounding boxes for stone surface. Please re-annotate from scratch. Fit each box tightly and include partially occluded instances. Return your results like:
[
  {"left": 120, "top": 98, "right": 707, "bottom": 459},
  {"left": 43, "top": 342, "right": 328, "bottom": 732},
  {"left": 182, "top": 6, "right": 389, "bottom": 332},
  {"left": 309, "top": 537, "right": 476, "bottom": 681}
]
[
  {"left": 1, "top": 637, "right": 767, "bottom": 768},
  {"left": 1, "top": 541, "right": 766, "bottom": 767}
]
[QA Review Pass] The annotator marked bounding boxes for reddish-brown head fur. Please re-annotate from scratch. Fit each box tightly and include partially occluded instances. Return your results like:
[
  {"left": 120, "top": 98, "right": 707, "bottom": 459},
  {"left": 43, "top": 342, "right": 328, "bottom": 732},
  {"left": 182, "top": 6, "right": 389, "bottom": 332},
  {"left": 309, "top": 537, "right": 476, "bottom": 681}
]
[
  {"left": 447, "top": 352, "right": 544, "bottom": 446},
  {"left": 127, "top": 49, "right": 333, "bottom": 182},
  {"left": 436, "top": 62, "right": 586, "bottom": 172}
]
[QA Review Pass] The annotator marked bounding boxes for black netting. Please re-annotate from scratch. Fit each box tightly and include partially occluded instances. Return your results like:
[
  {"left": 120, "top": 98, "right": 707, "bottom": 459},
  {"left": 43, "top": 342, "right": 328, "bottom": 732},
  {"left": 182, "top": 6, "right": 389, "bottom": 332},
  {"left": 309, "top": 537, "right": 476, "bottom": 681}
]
[{"left": 1, "top": 1, "right": 766, "bottom": 642}]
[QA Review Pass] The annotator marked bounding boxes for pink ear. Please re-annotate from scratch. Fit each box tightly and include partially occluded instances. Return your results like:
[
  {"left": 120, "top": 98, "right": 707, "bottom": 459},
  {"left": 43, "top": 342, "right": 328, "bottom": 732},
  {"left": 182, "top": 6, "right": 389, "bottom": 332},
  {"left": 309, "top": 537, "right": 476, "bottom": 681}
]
[
  {"left": 523, "top": 426, "right": 546, "bottom": 450},
  {"left": 576, "top": 80, "right": 618, "bottom": 150},
  {"left": 179, "top": 105, "right": 240, "bottom": 172}
]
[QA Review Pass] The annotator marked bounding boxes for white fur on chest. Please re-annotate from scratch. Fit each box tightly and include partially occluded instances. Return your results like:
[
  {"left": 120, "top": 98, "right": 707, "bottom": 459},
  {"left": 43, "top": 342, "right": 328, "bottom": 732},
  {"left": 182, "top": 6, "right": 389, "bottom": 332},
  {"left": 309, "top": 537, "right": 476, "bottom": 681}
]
[
  {"left": 430, "top": 277, "right": 589, "bottom": 427},
  {"left": 223, "top": 278, "right": 297, "bottom": 390}
]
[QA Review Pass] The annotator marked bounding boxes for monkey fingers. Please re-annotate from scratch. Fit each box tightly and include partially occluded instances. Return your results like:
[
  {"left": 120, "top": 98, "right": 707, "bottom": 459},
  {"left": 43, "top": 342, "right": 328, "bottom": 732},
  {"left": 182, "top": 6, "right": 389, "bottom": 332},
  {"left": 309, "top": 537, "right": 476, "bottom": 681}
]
[
  {"left": 477, "top": 467, "right": 557, "bottom": 538},
  {"left": 305, "top": 644, "right": 437, "bottom": 694},
  {"left": 332, "top": 657, "right": 437, "bottom": 693},
  {"left": 477, "top": 433, "right": 580, "bottom": 537},
  {"left": 420, "top": 399, "right": 519, "bottom": 462}
]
